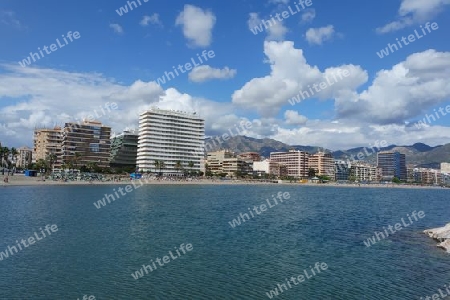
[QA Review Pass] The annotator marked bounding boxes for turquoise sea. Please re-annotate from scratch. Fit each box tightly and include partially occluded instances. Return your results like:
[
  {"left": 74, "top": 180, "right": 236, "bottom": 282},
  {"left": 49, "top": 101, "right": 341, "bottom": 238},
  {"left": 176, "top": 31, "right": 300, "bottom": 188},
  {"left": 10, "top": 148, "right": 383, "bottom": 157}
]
[{"left": 0, "top": 185, "right": 449, "bottom": 299}]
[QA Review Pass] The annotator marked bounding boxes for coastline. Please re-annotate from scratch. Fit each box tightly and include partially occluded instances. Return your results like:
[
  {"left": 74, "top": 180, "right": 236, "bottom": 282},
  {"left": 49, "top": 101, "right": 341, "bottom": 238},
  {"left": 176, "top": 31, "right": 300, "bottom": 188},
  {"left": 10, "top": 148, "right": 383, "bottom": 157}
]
[{"left": 1, "top": 175, "right": 448, "bottom": 190}]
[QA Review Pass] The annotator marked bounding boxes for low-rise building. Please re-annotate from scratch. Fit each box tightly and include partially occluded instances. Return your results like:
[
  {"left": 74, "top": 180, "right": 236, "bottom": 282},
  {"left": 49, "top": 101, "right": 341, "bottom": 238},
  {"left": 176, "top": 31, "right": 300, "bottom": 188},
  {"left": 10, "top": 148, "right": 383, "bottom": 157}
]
[
  {"left": 207, "top": 150, "right": 234, "bottom": 174},
  {"left": 222, "top": 158, "right": 252, "bottom": 176}
]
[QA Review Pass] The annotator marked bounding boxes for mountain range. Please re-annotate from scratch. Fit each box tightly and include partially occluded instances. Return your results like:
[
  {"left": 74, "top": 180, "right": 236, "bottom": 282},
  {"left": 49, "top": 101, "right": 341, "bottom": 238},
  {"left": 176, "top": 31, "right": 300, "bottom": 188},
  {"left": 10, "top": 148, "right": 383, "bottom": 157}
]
[{"left": 205, "top": 136, "right": 450, "bottom": 169}]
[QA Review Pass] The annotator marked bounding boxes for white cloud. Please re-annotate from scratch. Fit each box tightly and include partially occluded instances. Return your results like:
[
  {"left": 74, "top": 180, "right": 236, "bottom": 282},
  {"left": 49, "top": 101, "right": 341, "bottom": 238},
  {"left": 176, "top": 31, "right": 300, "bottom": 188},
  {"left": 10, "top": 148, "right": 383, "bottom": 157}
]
[
  {"left": 267, "top": 20, "right": 288, "bottom": 41},
  {"left": 188, "top": 65, "right": 237, "bottom": 82},
  {"left": 175, "top": 5, "right": 216, "bottom": 48},
  {"left": 0, "top": 10, "right": 24, "bottom": 29},
  {"left": 232, "top": 41, "right": 367, "bottom": 117},
  {"left": 335, "top": 49, "right": 450, "bottom": 124},
  {"left": 109, "top": 23, "right": 124, "bottom": 34},
  {"left": 140, "top": 13, "right": 162, "bottom": 27},
  {"left": 247, "top": 12, "right": 288, "bottom": 41},
  {"left": 284, "top": 110, "right": 307, "bottom": 125},
  {"left": 0, "top": 64, "right": 236, "bottom": 147},
  {"left": 305, "top": 25, "right": 335, "bottom": 45},
  {"left": 301, "top": 9, "right": 316, "bottom": 23},
  {"left": 377, "top": 0, "right": 450, "bottom": 34}
]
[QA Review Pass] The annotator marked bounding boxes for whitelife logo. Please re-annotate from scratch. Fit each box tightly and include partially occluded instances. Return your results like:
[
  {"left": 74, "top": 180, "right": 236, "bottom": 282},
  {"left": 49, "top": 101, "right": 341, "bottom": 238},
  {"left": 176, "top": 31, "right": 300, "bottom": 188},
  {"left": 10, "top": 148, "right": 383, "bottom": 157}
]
[
  {"left": 18, "top": 31, "right": 81, "bottom": 67},
  {"left": 363, "top": 211, "right": 425, "bottom": 247},
  {"left": 376, "top": 22, "right": 439, "bottom": 59},
  {"left": 250, "top": 0, "right": 313, "bottom": 35}
]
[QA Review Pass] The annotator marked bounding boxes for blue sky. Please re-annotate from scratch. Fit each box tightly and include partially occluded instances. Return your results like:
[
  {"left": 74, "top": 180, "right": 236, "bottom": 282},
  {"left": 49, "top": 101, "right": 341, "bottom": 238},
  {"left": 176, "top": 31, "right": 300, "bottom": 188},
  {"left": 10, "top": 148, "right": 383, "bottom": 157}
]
[{"left": 1, "top": 0, "right": 450, "bottom": 150}]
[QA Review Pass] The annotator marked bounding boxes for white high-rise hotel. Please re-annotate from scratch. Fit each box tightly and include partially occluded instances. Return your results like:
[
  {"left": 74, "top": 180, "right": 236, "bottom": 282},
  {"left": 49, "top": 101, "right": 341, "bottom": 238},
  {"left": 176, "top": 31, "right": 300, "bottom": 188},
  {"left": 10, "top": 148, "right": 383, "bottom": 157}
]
[{"left": 137, "top": 108, "right": 205, "bottom": 175}]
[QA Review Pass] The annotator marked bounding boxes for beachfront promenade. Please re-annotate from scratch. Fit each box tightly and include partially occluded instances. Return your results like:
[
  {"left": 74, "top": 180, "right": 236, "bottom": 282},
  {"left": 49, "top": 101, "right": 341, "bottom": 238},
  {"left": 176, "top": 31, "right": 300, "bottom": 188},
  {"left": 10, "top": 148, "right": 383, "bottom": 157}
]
[{"left": 1, "top": 174, "right": 449, "bottom": 189}]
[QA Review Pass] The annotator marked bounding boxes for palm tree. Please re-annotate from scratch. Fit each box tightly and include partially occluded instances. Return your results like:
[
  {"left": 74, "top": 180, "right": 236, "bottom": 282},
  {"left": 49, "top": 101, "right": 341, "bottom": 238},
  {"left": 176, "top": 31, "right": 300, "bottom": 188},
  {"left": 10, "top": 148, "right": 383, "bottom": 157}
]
[
  {"left": 46, "top": 153, "right": 57, "bottom": 173},
  {"left": 159, "top": 161, "right": 165, "bottom": 176},
  {"left": 10, "top": 147, "right": 18, "bottom": 165},
  {"left": 73, "top": 152, "right": 82, "bottom": 172},
  {"left": 175, "top": 160, "right": 183, "bottom": 175},
  {"left": 153, "top": 160, "right": 161, "bottom": 175},
  {"left": 188, "top": 161, "right": 195, "bottom": 176}
]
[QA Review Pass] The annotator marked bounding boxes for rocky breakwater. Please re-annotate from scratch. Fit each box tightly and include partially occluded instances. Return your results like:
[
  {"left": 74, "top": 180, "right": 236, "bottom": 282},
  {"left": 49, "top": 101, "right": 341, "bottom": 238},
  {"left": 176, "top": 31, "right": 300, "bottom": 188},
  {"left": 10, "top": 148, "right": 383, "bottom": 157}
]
[{"left": 424, "top": 223, "right": 450, "bottom": 253}]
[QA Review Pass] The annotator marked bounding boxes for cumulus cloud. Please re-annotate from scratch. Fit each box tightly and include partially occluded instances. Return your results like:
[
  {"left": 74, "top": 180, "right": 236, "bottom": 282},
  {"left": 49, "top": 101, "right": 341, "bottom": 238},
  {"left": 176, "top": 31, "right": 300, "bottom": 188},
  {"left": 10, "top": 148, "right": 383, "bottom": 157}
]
[
  {"left": 0, "top": 64, "right": 235, "bottom": 147},
  {"left": 175, "top": 5, "right": 216, "bottom": 47},
  {"left": 188, "top": 65, "right": 237, "bottom": 82},
  {"left": 335, "top": 49, "right": 450, "bottom": 124},
  {"left": 377, "top": 0, "right": 450, "bottom": 34},
  {"left": 232, "top": 41, "right": 367, "bottom": 117},
  {"left": 305, "top": 25, "right": 335, "bottom": 45},
  {"left": 284, "top": 110, "right": 308, "bottom": 125}
]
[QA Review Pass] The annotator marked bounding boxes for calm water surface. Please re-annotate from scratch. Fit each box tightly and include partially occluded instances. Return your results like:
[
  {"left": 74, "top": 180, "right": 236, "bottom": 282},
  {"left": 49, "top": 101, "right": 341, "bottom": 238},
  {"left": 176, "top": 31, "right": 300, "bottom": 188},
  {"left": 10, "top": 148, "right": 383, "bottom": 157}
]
[{"left": 0, "top": 185, "right": 449, "bottom": 299}]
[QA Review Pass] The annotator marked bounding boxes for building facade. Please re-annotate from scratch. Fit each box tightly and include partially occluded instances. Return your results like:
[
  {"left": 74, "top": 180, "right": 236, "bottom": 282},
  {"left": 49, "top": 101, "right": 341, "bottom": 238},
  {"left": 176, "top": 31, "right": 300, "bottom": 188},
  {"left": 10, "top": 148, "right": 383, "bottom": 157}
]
[
  {"left": 334, "top": 160, "right": 350, "bottom": 181},
  {"left": 270, "top": 150, "right": 309, "bottom": 178},
  {"left": 110, "top": 130, "right": 139, "bottom": 168},
  {"left": 137, "top": 108, "right": 205, "bottom": 175},
  {"left": 207, "top": 150, "right": 234, "bottom": 174},
  {"left": 441, "top": 162, "right": 450, "bottom": 174},
  {"left": 33, "top": 127, "right": 63, "bottom": 168},
  {"left": 61, "top": 120, "right": 111, "bottom": 169},
  {"left": 253, "top": 159, "right": 270, "bottom": 175},
  {"left": 222, "top": 158, "right": 252, "bottom": 176},
  {"left": 377, "top": 151, "right": 406, "bottom": 181},
  {"left": 350, "top": 162, "right": 382, "bottom": 182},
  {"left": 309, "top": 152, "right": 334, "bottom": 177},
  {"left": 16, "top": 146, "right": 32, "bottom": 168}
]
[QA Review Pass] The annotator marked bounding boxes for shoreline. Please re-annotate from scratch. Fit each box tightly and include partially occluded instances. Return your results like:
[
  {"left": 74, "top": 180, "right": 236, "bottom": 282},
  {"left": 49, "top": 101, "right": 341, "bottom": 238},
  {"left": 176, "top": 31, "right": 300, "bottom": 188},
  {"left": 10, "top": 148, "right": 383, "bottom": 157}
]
[{"left": 1, "top": 175, "right": 448, "bottom": 190}]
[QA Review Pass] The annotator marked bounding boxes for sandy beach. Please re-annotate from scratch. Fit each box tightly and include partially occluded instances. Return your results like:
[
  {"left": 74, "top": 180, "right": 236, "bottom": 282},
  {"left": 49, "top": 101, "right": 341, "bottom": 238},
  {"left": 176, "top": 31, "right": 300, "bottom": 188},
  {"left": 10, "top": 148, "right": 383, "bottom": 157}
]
[{"left": 1, "top": 174, "right": 448, "bottom": 190}]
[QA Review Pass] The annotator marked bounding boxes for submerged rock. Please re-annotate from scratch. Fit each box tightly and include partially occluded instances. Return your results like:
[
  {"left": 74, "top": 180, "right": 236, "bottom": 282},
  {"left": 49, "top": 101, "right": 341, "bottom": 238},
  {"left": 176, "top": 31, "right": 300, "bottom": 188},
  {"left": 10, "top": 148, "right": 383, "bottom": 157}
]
[{"left": 424, "top": 223, "right": 450, "bottom": 253}]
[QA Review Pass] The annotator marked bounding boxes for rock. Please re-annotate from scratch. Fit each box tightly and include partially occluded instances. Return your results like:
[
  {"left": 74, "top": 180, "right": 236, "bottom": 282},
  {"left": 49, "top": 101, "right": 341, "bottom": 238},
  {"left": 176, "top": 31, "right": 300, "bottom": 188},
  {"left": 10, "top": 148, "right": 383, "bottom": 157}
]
[{"left": 424, "top": 223, "right": 450, "bottom": 253}]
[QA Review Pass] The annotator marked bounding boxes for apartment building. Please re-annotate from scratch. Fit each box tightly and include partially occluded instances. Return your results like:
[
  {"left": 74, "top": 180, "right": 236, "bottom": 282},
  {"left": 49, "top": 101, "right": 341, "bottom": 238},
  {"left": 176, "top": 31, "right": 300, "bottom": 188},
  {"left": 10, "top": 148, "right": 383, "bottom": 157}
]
[
  {"left": 207, "top": 150, "right": 234, "bottom": 174},
  {"left": 33, "top": 127, "right": 63, "bottom": 168},
  {"left": 408, "top": 168, "right": 442, "bottom": 185},
  {"left": 61, "top": 120, "right": 111, "bottom": 168},
  {"left": 350, "top": 162, "right": 382, "bottom": 182},
  {"left": 270, "top": 150, "right": 309, "bottom": 178},
  {"left": 222, "top": 158, "right": 252, "bottom": 176},
  {"left": 110, "top": 130, "right": 139, "bottom": 168},
  {"left": 334, "top": 160, "right": 350, "bottom": 181},
  {"left": 309, "top": 152, "right": 334, "bottom": 177},
  {"left": 377, "top": 151, "right": 406, "bottom": 181},
  {"left": 137, "top": 108, "right": 205, "bottom": 175},
  {"left": 269, "top": 161, "right": 288, "bottom": 177},
  {"left": 16, "top": 146, "right": 32, "bottom": 168}
]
